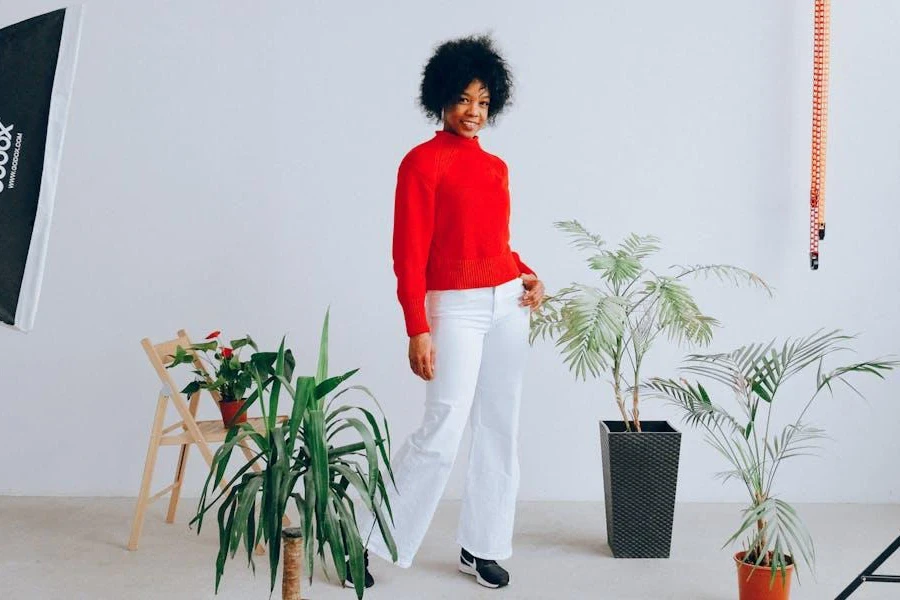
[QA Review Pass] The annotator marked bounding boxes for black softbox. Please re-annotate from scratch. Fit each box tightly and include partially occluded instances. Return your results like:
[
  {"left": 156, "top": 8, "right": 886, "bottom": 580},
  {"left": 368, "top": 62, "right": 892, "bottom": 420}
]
[{"left": 0, "top": 6, "right": 83, "bottom": 331}]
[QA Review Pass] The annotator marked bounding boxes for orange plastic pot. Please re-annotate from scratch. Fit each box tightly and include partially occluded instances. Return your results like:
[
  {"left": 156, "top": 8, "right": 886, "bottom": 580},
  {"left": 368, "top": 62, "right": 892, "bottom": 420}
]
[
  {"left": 219, "top": 399, "right": 248, "bottom": 428},
  {"left": 735, "top": 551, "right": 794, "bottom": 600}
]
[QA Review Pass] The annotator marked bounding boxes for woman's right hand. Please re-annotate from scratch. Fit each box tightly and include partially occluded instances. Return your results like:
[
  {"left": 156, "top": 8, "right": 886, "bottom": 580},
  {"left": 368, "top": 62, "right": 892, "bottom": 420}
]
[{"left": 408, "top": 333, "right": 436, "bottom": 381}]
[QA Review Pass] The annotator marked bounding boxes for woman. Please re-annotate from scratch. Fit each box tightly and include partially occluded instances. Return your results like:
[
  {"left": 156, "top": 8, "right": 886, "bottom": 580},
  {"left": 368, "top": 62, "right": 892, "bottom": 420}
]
[{"left": 355, "top": 34, "right": 544, "bottom": 590}]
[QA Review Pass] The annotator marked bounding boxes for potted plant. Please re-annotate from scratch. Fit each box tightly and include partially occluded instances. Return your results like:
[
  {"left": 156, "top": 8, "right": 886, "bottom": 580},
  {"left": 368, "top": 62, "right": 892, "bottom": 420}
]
[
  {"left": 530, "top": 220, "right": 771, "bottom": 558},
  {"left": 167, "top": 330, "right": 260, "bottom": 428},
  {"left": 647, "top": 330, "right": 896, "bottom": 599},
  {"left": 191, "top": 310, "right": 397, "bottom": 599}
]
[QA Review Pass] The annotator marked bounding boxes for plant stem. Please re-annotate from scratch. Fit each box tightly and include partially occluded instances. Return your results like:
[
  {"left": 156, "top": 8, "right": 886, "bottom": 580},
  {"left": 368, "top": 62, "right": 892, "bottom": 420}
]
[
  {"left": 755, "top": 491, "right": 768, "bottom": 566},
  {"left": 612, "top": 334, "right": 631, "bottom": 431},
  {"left": 632, "top": 358, "right": 642, "bottom": 432},
  {"left": 613, "top": 380, "right": 630, "bottom": 430},
  {"left": 746, "top": 385, "right": 764, "bottom": 495}
]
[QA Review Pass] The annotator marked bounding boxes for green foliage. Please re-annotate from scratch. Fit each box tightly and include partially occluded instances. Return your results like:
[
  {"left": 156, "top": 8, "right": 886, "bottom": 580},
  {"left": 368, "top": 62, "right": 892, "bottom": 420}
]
[
  {"left": 166, "top": 331, "right": 275, "bottom": 405},
  {"left": 531, "top": 220, "right": 771, "bottom": 430},
  {"left": 190, "top": 311, "right": 397, "bottom": 599},
  {"left": 647, "top": 330, "right": 897, "bottom": 581}
]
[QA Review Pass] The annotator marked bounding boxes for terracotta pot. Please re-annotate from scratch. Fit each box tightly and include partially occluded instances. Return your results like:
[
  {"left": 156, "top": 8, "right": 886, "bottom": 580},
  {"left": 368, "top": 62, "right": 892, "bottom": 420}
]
[
  {"left": 219, "top": 398, "right": 248, "bottom": 428},
  {"left": 735, "top": 551, "right": 794, "bottom": 600}
]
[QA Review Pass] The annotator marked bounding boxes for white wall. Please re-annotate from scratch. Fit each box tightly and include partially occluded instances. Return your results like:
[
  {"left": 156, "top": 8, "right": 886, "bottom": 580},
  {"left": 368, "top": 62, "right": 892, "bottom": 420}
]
[{"left": 1, "top": 0, "right": 897, "bottom": 503}]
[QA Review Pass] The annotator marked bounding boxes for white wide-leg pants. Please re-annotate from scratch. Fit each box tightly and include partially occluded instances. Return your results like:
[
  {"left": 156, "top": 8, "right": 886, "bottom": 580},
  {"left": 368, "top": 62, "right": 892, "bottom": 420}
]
[{"left": 361, "top": 276, "right": 531, "bottom": 567}]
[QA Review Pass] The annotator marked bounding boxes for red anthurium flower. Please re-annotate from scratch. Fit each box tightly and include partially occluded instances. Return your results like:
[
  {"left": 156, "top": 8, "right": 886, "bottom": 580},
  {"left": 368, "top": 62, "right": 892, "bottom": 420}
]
[
  {"left": 222, "top": 347, "right": 233, "bottom": 359},
  {"left": 206, "top": 330, "right": 221, "bottom": 340}
]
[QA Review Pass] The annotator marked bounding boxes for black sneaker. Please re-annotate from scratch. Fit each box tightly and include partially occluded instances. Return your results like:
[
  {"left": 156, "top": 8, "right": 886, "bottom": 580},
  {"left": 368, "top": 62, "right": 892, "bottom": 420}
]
[
  {"left": 344, "top": 550, "right": 375, "bottom": 589},
  {"left": 459, "top": 548, "right": 509, "bottom": 588}
]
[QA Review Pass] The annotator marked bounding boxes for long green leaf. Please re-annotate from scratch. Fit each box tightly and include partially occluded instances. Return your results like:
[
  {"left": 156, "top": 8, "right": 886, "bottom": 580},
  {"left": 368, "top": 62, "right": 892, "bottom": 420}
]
[
  {"left": 306, "top": 410, "right": 330, "bottom": 525},
  {"left": 244, "top": 494, "right": 257, "bottom": 573},
  {"left": 335, "top": 497, "right": 366, "bottom": 599},
  {"left": 215, "top": 487, "right": 239, "bottom": 592},
  {"left": 268, "top": 338, "right": 286, "bottom": 431},
  {"left": 193, "top": 448, "right": 265, "bottom": 531},
  {"left": 332, "top": 463, "right": 375, "bottom": 511},
  {"left": 343, "top": 417, "right": 380, "bottom": 493},
  {"left": 317, "top": 308, "right": 330, "bottom": 384},
  {"left": 324, "top": 500, "right": 347, "bottom": 584},
  {"left": 230, "top": 475, "right": 263, "bottom": 556},
  {"left": 315, "top": 369, "right": 360, "bottom": 401},
  {"left": 289, "top": 376, "right": 314, "bottom": 457},
  {"left": 370, "top": 487, "right": 398, "bottom": 561}
]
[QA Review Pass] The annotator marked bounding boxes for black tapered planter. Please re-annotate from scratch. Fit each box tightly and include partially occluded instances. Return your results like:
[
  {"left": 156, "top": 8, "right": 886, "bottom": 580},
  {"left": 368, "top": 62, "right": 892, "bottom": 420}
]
[{"left": 599, "top": 420, "right": 681, "bottom": 558}]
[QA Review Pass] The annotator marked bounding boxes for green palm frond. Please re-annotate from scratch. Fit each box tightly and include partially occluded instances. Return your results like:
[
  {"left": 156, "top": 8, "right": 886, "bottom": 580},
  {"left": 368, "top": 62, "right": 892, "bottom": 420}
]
[
  {"left": 657, "top": 330, "right": 897, "bottom": 578},
  {"left": 628, "top": 309, "right": 656, "bottom": 358},
  {"left": 672, "top": 264, "right": 774, "bottom": 297},
  {"left": 645, "top": 378, "right": 744, "bottom": 435},
  {"left": 819, "top": 358, "right": 897, "bottom": 396},
  {"left": 554, "top": 286, "right": 627, "bottom": 380},
  {"left": 682, "top": 341, "right": 774, "bottom": 394},
  {"left": 766, "top": 330, "right": 848, "bottom": 381},
  {"left": 588, "top": 252, "right": 643, "bottom": 287},
  {"left": 729, "top": 497, "right": 815, "bottom": 580},
  {"left": 713, "top": 466, "right": 751, "bottom": 485},
  {"left": 537, "top": 221, "right": 773, "bottom": 432},
  {"left": 769, "top": 423, "right": 827, "bottom": 462},
  {"left": 683, "top": 332, "right": 844, "bottom": 401},
  {"left": 619, "top": 233, "right": 661, "bottom": 259},
  {"left": 645, "top": 277, "right": 717, "bottom": 346},
  {"left": 553, "top": 219, "right": 606, "bottom": 252},
  {"left": 711, "top": 436, "right": 758, "bottom": 488},
  {"left": 528, "top": 294, "right": 568, "bottom": 345}
]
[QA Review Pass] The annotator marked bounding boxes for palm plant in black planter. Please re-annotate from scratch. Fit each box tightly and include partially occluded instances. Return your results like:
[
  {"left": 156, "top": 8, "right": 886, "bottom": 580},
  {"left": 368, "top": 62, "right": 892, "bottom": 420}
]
[
  {"left": 191, "top": 310, "right": 397, "bottom": 599},
  {"left": 647, "top": 330, "right": 896, "bottom": 599},
  {"left": 531, "top": 220, "right": 771, "bottom": 558}
]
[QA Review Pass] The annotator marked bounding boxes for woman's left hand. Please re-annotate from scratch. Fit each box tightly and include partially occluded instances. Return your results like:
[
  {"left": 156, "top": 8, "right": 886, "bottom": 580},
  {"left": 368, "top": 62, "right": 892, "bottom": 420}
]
[{"left": 520, "top": 274, "right": 545, "bottom": 310}]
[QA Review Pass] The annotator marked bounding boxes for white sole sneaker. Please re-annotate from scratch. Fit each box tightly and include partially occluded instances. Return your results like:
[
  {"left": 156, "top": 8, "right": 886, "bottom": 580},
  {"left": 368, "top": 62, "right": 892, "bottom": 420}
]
[{"left": 459, "top": 561, "right": 503, "bottom": 589}]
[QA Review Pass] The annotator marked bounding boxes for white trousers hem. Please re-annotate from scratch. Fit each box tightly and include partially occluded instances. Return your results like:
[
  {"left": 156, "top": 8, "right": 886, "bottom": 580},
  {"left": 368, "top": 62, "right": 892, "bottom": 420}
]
[{"left": 365, "top": 535, "right": 413, "bottom": 568}]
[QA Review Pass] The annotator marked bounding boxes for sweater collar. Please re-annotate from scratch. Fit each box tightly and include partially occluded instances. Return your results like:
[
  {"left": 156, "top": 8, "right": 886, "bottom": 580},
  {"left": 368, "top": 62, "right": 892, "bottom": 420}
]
[{"left": 435, "top": 129, "right": 481, "bottom": 148}]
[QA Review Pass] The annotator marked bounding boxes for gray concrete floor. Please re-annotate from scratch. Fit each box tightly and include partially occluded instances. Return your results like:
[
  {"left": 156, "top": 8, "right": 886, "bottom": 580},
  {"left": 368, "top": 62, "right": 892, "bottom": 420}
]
[{"left": 1, "top": 498, "right": 899, "bottom": 599}]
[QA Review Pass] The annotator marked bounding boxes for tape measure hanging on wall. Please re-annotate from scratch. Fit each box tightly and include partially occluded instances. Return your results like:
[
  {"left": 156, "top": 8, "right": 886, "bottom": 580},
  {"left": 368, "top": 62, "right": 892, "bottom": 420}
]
[{"left": 809, "top": 0, "right": 830, "bottom": 270}]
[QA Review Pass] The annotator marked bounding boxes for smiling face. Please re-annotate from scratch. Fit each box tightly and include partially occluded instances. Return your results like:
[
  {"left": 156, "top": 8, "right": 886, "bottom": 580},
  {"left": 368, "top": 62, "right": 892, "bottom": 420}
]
[{"left": 442, "top": 79, "right": 490, "bottom": 138}]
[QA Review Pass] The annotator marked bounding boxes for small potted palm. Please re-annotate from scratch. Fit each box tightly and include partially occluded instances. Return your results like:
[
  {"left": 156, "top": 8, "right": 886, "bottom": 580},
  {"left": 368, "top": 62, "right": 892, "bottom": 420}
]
[
  {"left": 191, "top": 310, "right": 397, "bottom": 599},
  {"left": 167, "top": 330, "right": 258, "bottom": 428},
  {"left": 531, "top": 220, "right": 771, "bottom": 558},
  {"left": 647, "top": 330, "right": 896, "bottom": 599}
]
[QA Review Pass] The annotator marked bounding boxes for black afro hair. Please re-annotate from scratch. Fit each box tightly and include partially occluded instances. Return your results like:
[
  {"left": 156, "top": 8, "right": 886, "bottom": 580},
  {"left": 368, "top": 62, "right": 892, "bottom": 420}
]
[{"left": 419, "top": 34, "right": 514, "bottom": 125}]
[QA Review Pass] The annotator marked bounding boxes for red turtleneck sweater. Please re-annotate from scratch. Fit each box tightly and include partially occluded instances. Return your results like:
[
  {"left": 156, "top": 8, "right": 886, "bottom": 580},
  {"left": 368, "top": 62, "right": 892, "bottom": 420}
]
[{"left": 392, "top": 130, "right": 535, "bottom": 337}]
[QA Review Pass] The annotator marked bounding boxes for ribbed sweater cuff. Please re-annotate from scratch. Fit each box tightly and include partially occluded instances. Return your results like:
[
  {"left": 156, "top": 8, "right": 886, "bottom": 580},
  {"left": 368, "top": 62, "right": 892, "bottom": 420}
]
[{"left": 402, "top": 301, "right": 429, "bottom": 337}]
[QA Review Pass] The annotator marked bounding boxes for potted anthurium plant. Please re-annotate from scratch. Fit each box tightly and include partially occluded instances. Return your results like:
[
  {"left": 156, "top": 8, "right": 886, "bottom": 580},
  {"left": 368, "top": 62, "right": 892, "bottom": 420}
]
[
  {"left": 167, "top": 330, "right": 258, "bottom": 428},
  {"left": 530, "top": 220, "right": 771, "bottom": 558},
  {"left": 191, "top": 310, "right": 397, "bottom": 600},
  {"left": 647, "top": 330, "right": 896, "bottom": 600}
]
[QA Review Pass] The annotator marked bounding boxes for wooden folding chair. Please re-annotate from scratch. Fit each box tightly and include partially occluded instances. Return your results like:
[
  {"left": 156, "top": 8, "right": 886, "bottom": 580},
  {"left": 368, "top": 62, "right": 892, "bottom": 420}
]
[{"left": 127, "top": 329, "right": 285, "bottom": 551}]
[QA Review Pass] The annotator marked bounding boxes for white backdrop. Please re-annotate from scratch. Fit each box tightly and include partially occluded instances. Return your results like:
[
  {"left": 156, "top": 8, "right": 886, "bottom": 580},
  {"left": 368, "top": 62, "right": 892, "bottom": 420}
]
[{"left": 0, "top": 0, "right": 897, "bottom": 503}]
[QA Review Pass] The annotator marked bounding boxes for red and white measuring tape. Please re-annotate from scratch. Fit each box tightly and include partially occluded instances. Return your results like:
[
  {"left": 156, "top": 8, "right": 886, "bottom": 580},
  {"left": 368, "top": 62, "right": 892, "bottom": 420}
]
[{"left": 809, "top": 0, "right": 830, "bottom": 270}]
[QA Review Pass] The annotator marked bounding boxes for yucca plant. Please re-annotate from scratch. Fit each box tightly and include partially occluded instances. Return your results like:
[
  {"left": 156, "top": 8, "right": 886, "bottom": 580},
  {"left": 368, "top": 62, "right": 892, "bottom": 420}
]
[
  {"left": 647, "top": 330, "right": 897, "bottom": 582},
  {"left": 531, "top": 220, "right": 771, "bottom": 431},
  {"left": 190, "top": 309, "right": 398, "bottom": 599}
]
